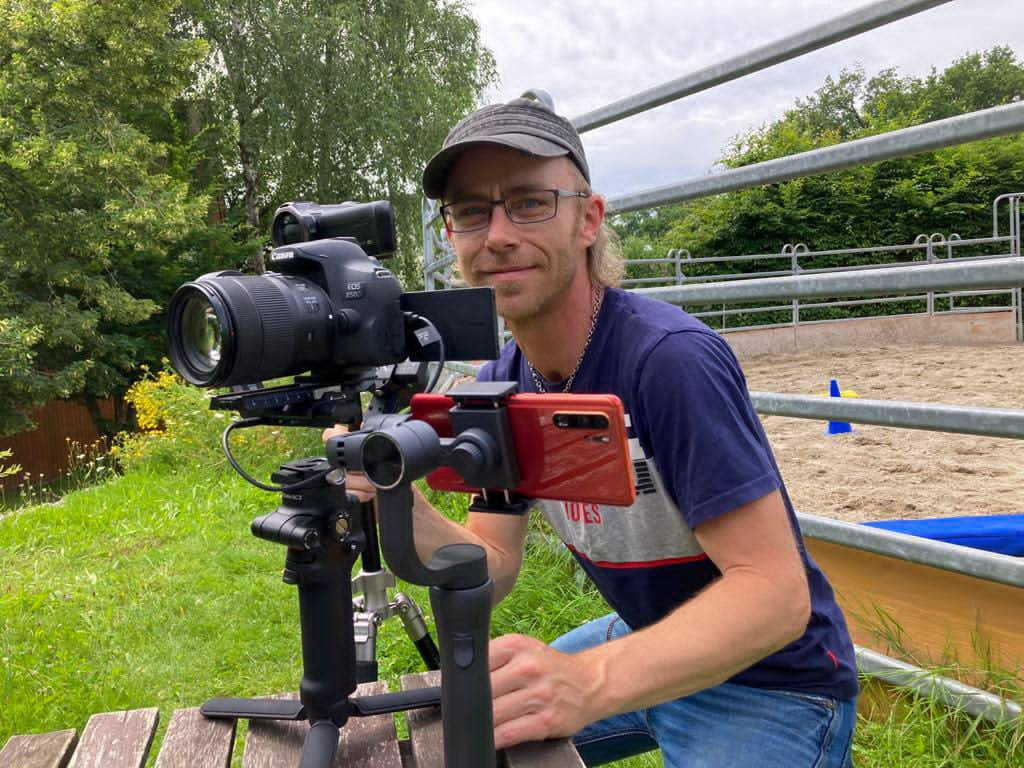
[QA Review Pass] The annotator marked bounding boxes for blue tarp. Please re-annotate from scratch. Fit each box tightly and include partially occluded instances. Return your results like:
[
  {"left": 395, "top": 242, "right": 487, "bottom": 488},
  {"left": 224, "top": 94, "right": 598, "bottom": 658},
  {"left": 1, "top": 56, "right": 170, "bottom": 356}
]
[{"left": 864, "top": 515, "right": 1024, "bottom": 557}]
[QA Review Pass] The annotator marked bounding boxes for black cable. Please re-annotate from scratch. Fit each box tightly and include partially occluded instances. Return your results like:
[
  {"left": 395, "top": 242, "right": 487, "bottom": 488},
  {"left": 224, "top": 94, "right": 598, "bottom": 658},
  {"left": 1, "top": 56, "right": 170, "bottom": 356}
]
[
  {"left": 406, "top": 313, "right": 446, "bottom": 393},
  {"left": 221, "top": 418, "right": 332, "bottom": 492}
]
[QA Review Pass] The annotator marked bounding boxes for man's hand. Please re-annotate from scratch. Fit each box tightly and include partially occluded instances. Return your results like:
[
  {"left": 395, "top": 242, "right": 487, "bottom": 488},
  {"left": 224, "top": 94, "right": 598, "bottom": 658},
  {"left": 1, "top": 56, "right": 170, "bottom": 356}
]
[
  {"left": 489, "top": 634, "right": 603, "bottom": 750},
  {"left": 321, "top": 424, "right": 375, "bottom": 503}
]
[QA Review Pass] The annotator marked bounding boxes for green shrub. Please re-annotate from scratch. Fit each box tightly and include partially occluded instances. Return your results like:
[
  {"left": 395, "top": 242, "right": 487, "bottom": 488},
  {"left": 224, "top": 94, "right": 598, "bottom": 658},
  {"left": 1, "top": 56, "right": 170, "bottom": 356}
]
[{"left": 117, "top": 365, "right": 322, "bottom": 477}]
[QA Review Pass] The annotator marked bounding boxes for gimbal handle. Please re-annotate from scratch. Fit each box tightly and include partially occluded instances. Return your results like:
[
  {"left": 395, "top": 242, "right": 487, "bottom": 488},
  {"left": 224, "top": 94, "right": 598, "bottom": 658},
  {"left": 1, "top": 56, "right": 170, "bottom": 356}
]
[{"left": 335, "top": 420, "right": 497, "bottom": 768}]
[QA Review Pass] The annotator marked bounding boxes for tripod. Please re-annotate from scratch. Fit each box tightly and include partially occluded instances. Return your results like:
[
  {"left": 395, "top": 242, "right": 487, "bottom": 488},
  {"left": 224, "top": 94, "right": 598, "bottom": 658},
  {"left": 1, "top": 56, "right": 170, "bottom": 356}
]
[
  {"left": 201, "top": 384, "right": 526, "bottom": 768},
  {"left": 201, "top": 456, "right": 496, "bottom": 768},
  {"left": 349, "top": 498, "right": 440, "bottom": 684}
]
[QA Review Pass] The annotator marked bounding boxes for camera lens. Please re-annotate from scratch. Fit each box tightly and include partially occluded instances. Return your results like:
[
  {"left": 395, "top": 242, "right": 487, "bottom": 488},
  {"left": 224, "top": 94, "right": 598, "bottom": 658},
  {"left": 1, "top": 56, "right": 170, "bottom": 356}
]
[
  {"left": 168, "top": 282, "right": 236, "bottom": 387},
  {"left": 168, "top": 272, "right": 332, "bottom": 388},
  {"left": 272, "top": 212, "right": 306, "bottom": 246},
  {"left": 180, "top": 292, "right": 224, "bottom": 377},
  {"left": 552, "top": 412, "right": 610, "bottom": 430}
]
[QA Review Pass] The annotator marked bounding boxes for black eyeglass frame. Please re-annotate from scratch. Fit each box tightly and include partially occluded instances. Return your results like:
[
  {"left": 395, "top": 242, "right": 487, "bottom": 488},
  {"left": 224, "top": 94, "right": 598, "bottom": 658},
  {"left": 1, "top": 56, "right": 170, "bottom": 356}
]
[{"left": 440, "top": 188, "right": 591, "bottom": 233}]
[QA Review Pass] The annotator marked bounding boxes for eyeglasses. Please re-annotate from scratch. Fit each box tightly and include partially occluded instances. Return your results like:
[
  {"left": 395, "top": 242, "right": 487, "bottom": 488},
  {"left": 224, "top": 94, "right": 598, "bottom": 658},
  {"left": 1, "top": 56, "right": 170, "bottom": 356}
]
[{"left": 441, "top": 188, "right": 590, "bottom": 233}]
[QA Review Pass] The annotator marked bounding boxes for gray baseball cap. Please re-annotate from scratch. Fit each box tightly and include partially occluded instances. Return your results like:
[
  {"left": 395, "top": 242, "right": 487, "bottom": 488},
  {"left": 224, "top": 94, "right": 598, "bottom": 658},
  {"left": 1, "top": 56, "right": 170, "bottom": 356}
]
[{"left": 422, "top": 97, "right": 590, "bottom": 200}]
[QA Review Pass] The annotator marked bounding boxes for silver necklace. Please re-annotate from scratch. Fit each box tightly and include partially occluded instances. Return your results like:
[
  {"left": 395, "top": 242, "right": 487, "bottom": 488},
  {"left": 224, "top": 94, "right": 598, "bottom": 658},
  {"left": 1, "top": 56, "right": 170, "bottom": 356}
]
[{"left": 528, "top": 287, "right": 604, "bottom": 393}]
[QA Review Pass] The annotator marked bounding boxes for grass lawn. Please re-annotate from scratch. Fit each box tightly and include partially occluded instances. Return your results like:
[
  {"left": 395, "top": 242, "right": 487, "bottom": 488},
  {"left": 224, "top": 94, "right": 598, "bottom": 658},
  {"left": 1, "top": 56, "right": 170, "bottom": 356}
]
[{"left": 2, "top": 420, "right": 1021, "bottom": 767}]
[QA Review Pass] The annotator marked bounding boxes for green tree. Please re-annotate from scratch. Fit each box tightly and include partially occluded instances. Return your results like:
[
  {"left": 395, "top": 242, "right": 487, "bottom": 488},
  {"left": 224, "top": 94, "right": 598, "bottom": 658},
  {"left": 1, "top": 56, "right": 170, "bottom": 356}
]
[
  {"left": 0, "top": 0, "right": 215, "bottom": 436},
  {"left": 183, "top": 0, "right": 496, "bottom": 283}
]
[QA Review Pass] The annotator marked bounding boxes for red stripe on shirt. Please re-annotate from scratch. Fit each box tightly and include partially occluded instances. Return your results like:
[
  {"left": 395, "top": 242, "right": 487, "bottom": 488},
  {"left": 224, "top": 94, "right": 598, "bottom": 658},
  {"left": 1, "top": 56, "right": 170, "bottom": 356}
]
[{"left": 567, "top": 545, "right": 709, "bottom": 569}]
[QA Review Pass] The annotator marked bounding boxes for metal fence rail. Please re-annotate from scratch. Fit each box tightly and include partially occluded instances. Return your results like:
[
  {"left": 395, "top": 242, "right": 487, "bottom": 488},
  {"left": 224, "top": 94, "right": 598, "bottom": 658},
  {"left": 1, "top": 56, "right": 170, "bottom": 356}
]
[
  {"left": 609, "top": 102, "right": 1024, "bottom": 214},
  {"left": 617, "top": 202, "right": 1024, "bottom": 338},
  {"left": 639, "top": 256, "right": 1024, "bottom": 305},
  {"left": 573, "top": 0, "right": 954, "bottom": 132},
  {"left": 797, "top": 514, "right": 1024, "bottom": 589},
  {"left": 856, "top": 647, "right": 1022, "bottom": 725},
  {"left": 752, "top": 393, "right": 1024, "bottom": 440}
]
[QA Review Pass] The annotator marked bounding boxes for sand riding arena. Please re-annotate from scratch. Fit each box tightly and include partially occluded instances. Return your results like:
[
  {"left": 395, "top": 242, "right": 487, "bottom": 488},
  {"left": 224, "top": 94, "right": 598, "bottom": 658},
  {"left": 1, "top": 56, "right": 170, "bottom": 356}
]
[{"left": 739, "top": 342, "right": 1024, "bottom": 523}]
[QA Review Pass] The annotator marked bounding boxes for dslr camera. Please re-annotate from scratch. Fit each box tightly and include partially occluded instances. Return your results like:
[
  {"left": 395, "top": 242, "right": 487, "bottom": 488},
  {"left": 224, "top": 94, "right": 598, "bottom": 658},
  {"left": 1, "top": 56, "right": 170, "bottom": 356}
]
[{"left": 166, "top": 200, "right": 498, "bottom": 424}]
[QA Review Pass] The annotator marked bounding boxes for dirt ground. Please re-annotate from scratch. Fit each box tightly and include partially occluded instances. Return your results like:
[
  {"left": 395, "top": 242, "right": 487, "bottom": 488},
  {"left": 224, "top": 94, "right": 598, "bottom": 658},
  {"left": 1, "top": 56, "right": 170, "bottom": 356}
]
[{"left": 738, "top": 343, "right": 1024, "bottom": 522}]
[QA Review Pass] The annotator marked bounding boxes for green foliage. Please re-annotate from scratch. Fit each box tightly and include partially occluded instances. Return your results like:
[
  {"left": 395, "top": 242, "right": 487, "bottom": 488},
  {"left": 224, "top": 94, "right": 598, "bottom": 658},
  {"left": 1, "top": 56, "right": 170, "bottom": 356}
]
[
  {"left": 181, "top": 0, "right": 497, "bottom": 285},
  {"left": 0, "top": 315, "right": 63, "bottom": 435},
  {"left": 0, "top": 448, "right": 19, "bottom": 480},
  {"left": 117, "top": 365, "right": 322, "bottom": 476},
  {"left": 854, "top": 686, "right": 1023, "bottom": 767},
  {"left": 615, "top": 48, "right": 1024, "bottom": 297},
  {"left": 0, "top": 0, "right": 230, "bottom": 436}
]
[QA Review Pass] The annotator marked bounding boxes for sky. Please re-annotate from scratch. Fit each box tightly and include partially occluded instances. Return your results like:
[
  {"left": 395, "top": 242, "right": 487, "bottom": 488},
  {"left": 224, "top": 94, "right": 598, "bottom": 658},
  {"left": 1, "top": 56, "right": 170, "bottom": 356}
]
[{"left": 466, "top": 0, "right": 1024, "bottom": 199}]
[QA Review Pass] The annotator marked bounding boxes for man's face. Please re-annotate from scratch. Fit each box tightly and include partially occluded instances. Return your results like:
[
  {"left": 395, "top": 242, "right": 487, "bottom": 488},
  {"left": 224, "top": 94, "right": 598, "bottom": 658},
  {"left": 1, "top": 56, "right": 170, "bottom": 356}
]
[{"left": 443, "top": 145, "right": 599, "bottom": 324}]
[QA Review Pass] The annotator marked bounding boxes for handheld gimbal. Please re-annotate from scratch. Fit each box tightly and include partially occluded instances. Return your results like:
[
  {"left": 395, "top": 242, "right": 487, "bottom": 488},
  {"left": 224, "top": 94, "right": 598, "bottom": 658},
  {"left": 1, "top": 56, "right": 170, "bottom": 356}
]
[{"left": 201, "top": 381, "right": 527, "bottom": 768}]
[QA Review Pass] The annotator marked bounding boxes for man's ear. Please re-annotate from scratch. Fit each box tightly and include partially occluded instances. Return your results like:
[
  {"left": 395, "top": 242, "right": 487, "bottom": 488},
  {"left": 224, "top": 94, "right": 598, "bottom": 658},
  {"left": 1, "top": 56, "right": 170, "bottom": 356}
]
[{"left": 579, "top": 193, "right": 605, "bottom": 249}]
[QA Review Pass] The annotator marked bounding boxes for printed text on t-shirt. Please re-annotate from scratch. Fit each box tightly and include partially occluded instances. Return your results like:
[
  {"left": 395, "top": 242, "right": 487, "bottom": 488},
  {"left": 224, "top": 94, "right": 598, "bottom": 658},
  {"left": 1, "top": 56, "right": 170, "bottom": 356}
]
[{"left": 563, "top": 501, "right": 602, "bottom": 525}]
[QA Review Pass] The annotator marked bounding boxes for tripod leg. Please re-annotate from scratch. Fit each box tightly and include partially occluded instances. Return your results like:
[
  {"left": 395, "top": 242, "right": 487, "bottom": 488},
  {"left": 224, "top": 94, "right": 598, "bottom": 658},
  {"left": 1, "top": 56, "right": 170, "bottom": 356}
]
[
  {"left": 395, "top": 592, "right": 441, "bottom": 671},
  {"left": 201, "top": 697, "right": 305, "bottom": 721},
  {"left": 299, "top": 721, "right": 339, "bottom": 768}
]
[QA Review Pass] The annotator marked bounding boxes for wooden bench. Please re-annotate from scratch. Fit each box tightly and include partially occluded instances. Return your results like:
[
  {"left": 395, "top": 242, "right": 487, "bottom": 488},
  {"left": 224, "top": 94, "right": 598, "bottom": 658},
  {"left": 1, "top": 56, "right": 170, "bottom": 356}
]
[{"left": 0, "top": 672, "right": 584, "bottom": 768}]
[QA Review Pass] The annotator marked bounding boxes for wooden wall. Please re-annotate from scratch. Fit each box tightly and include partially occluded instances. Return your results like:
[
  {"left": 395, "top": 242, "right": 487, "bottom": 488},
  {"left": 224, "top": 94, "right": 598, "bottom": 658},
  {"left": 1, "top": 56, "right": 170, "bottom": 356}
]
[{"left": 0, "top": 399, "right": 115, "bottom": 490}]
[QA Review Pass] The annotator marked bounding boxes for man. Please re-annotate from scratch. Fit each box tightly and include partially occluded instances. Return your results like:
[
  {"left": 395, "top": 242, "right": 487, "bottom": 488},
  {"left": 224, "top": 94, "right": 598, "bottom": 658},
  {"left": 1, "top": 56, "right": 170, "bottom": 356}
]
[{"left": 334, "top": 96, "right": 858, "bottom": 767}]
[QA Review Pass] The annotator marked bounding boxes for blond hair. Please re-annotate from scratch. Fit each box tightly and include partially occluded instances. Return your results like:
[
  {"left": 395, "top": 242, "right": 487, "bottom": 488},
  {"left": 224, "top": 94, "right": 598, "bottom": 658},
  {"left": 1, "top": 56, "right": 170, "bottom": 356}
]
[
  {"left": 588, "top": 221, "right": 624, "bottom": 288},
  {"left": 576, "top": 174, "right": 624, "bottom": 288}
]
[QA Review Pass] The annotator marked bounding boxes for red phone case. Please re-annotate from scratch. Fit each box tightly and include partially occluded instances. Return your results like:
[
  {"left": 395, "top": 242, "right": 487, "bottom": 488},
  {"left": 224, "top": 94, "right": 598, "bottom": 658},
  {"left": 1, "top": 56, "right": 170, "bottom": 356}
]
[{"left": 410, "top": 393, "right": 636, "bottom": 506}]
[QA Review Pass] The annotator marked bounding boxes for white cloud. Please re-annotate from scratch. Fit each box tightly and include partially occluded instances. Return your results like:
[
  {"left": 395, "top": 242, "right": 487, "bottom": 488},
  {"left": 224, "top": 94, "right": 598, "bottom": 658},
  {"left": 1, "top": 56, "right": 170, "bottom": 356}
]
[{"left": 467, "top": 0, "right": 1024, "bottom": 196}]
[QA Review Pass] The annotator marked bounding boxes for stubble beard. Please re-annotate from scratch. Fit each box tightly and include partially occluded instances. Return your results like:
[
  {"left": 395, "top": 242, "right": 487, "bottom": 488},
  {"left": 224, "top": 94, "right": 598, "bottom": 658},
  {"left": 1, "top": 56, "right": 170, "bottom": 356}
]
[{"left": 491, "top": 243, "right": 579, "bottom": 328}]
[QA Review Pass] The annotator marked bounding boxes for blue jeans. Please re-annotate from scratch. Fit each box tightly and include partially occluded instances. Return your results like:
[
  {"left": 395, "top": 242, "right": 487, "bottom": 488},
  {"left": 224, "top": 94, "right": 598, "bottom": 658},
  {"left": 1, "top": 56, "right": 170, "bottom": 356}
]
[{"left": 552, "top": 614, "right": 856, "bottom": 767}]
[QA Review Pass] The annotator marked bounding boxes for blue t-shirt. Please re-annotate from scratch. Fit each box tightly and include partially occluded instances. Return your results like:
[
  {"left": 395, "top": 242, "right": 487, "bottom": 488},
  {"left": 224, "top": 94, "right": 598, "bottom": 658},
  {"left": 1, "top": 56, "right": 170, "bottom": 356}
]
[{"left": 478, "top": 288, "right": 858, "bottom": 699}]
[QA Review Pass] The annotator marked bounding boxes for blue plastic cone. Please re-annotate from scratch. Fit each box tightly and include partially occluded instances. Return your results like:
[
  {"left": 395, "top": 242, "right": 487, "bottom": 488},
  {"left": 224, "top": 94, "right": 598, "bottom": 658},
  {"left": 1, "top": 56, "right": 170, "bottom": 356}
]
[{"left": 826, "top": 378, "right": 853, "bottom": 435}]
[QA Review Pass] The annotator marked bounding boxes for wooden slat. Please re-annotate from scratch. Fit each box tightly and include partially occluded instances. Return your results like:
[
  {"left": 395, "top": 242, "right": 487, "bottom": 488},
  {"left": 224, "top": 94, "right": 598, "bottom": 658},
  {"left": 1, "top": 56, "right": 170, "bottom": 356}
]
[
  {"left": 400, "top": 671, "right": 583, "bottom": 768},
  {"left": 806, "top": 538, "right": 1024, "bottom": 676},
  {"left": 504, "top": 739, "right": 586, "bottom": 768},
  {"left": 0, "top": 398, "right": 115, "bottom": 491},
  {"left": 154, "top": 707, "right": 235, "bottom": 768},
  {"left": 243, "top": 684, "right": 402, "bottom": 768},
  {"left": 400, "top": 671, "right": 444, "bottom": 768},
  {"left": 240, "top": 695, "right": 306, "bottom": 768},
  {"left": 0, "top": 729, "right": 77, "bottom": 768},
  {"left": 335, "top": 682, "right": 403, "bottom": 768},
  {"left": 68, "top": 709, "right": 159, "bottom": 768}
]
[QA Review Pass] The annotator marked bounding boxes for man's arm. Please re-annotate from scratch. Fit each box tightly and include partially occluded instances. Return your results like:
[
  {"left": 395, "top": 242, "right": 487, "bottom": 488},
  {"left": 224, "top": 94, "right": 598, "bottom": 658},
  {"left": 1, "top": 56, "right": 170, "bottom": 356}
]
[
  {"left": 488, "top": 489, "right": 810, "bottom": 749},
  {"left": 408, "top": 485, "right": 530, "bottom": 603},
  {"left": 347, "top": 469, "right": 529, "bottom": 603},
  {"left": 324, "top": 425, "right": 529, "bottom": 602}
]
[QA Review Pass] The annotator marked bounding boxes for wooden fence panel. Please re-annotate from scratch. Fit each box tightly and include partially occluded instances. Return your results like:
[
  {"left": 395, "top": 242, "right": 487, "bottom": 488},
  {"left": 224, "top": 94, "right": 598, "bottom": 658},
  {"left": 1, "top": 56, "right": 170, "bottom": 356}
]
[{"left": 0, "top": 399, "right": 115, "bottom": 491}]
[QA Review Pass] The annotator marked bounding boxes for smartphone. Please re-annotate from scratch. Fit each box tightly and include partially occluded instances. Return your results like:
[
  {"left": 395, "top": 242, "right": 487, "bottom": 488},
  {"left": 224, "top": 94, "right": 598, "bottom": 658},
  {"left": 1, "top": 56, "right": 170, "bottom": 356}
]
[{"left": 410, "top": 392, "right": 636, "bottom": 506}]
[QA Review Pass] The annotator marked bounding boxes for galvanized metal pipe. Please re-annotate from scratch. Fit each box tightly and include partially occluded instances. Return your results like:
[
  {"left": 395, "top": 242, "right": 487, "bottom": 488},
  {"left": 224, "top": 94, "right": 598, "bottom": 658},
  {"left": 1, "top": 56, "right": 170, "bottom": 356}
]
[
  {"left": 573, "top": 0, "right": 954, "bottom": 133},
  {"left": 637, "top": 257, "right": 1024, "bottom": 305},
  {"left": 754, "top": 392, "right": 1024, "bottom": 440},
  {"left": 679, "top": 269, "right": 796, "bottom": 284},
  {"left": 797, "top": 513, "right": 1024, "bottom": 589},
  {"left": 797, "top": 253, "right": 1013, "bottom": 276},
  {"left": 855, "top": 647, "right": 1022, "bottom": 724},
  {"left": 609, "top": 102, "right": 1024, "bottom": 214},
  {"left": 662, "top": 237, "right": 1012, "bottom": 271},
  {"left": 677, "top": 252, "right": 793, "bottom": 265}
]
